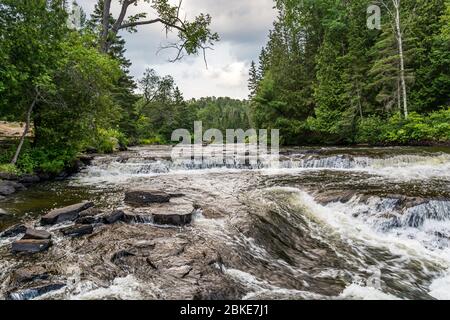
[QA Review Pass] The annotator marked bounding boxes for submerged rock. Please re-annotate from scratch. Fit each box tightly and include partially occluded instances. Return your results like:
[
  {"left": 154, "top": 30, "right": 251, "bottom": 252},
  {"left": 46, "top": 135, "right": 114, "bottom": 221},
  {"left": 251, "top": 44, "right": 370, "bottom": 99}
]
[
  {"left": 23, "top": 228, "right": 52, "bottom": 240},
  {"left": 61, "top": 224, "right": 93, "bottom": 237},
  {"left": 1, "top": 224, "right": 27, "bottom": 238},
  {"left": 124, "top": 190, "right": 171, "bottom": 206},
  {"left": 41, "top": 201, "right": 94, "bottom": 225},
  {"left": 12, "top": 239, "right": 52, "bottom": 253},
  {"left": 7, "top": 283, "right": 65, "bottom": 300}
]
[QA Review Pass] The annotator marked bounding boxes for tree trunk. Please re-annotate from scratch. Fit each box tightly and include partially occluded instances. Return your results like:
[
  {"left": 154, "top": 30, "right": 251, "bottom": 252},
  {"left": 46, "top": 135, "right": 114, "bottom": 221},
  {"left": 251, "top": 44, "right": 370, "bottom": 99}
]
[
  {"left": 100, "top": 0, "right": 112, "bottom": 53},
  {"left": 11, "top": 97, "right": 37, "bottom": 165},
  {"left": 397, "top": 73, "right": 402, "bottom": 112},
  {"left": 393, "top": 0, "right": 408, "bottom": 118}
]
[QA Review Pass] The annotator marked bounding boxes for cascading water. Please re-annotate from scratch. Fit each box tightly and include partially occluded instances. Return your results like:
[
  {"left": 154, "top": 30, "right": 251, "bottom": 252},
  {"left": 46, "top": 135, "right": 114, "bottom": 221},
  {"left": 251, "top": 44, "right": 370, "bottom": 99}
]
[{"left": 1, "top": 145, "right": 450, "bottom": 300}]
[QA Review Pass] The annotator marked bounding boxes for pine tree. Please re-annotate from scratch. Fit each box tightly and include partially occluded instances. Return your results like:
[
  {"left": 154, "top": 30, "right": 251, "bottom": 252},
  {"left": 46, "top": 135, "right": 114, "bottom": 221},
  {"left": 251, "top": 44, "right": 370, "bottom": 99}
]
[{"left": 248, "top": 61, "right": 258, "bottom": 99}]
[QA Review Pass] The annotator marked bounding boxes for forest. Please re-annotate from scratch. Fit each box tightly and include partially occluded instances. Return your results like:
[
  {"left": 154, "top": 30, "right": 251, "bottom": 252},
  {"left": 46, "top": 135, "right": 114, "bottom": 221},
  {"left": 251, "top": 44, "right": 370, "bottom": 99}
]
[{"left": 0, "top": 0, "right": 449, "bottom": 176}]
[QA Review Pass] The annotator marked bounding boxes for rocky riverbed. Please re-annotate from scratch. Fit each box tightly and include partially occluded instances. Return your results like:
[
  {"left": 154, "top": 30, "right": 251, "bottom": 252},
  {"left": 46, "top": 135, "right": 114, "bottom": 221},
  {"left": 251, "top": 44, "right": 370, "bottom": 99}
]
[{"left": 1, "top": 145, "right": 450, "bottom": 300}]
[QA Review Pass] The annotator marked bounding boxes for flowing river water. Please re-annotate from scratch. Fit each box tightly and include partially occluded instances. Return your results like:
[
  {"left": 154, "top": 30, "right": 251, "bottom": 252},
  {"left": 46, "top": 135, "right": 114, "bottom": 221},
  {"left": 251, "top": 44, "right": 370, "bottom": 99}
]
[{"left": 1, "top": 145, "right": 450, "bottom": 300}]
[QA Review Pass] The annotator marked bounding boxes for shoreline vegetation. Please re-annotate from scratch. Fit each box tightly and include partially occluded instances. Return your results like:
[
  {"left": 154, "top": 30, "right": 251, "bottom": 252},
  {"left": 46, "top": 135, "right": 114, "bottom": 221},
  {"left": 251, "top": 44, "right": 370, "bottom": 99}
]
[{"left": 1, "top": 0, "right": 449, "bottom": 185}]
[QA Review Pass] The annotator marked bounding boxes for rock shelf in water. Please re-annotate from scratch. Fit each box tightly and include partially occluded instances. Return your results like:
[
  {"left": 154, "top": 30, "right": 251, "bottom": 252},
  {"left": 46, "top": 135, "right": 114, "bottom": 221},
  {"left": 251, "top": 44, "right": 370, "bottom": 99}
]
[
  {"left": 125, "top": 190, "right": 171, "bottom": 206},
  {"left": 41, "top": 201, "right": 94, "bottom": 225},
  {"left": 23, "top": 228, "right": 52, "bottom": 240},
  {"left": 11, "top": 239, "right": 52, "bottom": 253}
]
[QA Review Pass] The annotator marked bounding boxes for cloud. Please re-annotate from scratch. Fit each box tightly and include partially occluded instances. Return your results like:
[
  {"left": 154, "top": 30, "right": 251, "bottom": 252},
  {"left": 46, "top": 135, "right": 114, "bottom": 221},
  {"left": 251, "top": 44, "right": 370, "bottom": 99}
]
[{"left": 76, "top": 0, "right": 276, "bottom": 99}]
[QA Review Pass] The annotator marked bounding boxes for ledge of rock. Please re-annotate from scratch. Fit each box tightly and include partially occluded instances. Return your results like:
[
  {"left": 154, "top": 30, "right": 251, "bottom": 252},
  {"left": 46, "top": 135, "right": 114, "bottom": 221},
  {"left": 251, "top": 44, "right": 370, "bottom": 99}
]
[
  {"left": 1, "top": 224, "right": 27, "bottom": 238},
  {"left": 23, "top": 228, "right": 52, "bottom": 240},
  {"left": 61, "top": 224, "right": 94, "bottom": 237},
  {"left": 125, "top": 190, "right": 171, "bottom": 206},
  {"left": 145, "top": 202, "right": 195, "bottom": 226},
  {"left": 41, "top": 201, "right": 94, "bottom": 225},
  {"left": 102, "top": 210, "right": 125, "bottom": 224},
  {"left": 12, "top": 239, "right": 52, "bottom": 253}
]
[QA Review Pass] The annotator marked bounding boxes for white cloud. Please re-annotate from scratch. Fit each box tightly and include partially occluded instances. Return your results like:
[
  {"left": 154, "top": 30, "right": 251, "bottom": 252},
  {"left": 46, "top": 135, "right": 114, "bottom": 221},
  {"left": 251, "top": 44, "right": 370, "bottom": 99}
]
[{"left": 76, "top": 0, "right": 276, "bottom": 99}]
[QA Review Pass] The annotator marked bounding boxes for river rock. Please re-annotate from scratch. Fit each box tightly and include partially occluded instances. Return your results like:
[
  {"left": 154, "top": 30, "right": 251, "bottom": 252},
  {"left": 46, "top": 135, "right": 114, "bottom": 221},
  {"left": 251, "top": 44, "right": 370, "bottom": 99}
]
[
  {"left": 61, "top": 224, "right": 93, "bottom": 237},
  {"left": 10, "top": 266, "right": 49, "bottom": 284},
  {"left": 0, "top": 184, "right": 15, "bottom": 196},
  {"left": 102, "top": 210, "right": 125, "bottom": 224},
  {"left": 1, "top": 224, "right": 27, "bottom": 238},
  {"left": 7, "top": 283, "right": 65, "bottom": 300},
  {"left": 79, "top": 207, "right": 102, "bottom": 217},
  {"left": 152, "top": 203, "right": 195, "bottom": 226},
  {"left": 125, "top": 190, "right": 171, "bottom": 206},
  {"left": 12, "top": 239, "right": 52, "bottom": 253},
  {"left": 76, "top": 216, "right": 100, "bottom": 225},
  {"left": 41, "top": 201, "right": 94, "bottom": 225},
  {"left": 23, "top": 228, "right": 52, "bottom": 240}
]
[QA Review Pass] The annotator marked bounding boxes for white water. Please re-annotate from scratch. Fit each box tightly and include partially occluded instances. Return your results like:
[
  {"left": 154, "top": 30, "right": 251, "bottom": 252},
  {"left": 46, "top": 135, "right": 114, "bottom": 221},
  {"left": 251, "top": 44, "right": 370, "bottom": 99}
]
[
  {"left": 4, "top": 146, "right": 450, "bottom": 300},
  {"left": 69, "top": 147, "right": 450, "bottom": 300}
]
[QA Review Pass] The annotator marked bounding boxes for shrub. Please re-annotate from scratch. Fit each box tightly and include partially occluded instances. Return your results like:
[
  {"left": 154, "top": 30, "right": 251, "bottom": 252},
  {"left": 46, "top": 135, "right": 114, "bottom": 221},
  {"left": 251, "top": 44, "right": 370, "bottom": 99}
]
[
  {"left": 139, "top": 135, "right": 166, "bottom": 145},
  {"left": 93, "top": 128, "right": 128, "bottom": 154},
  {"left": 355, "top": 116, "right": 386, "bottom": 144},
  {"left": 356, "top": 108, "right": 450, "bottom": 145},
  {"left": 0, "top": 163, "right": 20, "bottom": 175}
]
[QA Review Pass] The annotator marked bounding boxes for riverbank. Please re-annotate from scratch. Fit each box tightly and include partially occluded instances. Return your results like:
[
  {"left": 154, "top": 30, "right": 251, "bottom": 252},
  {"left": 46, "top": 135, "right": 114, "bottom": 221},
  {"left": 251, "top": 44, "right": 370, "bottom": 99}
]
[{"left": 1, "top": 145, "right": 450, "bottom": 300}]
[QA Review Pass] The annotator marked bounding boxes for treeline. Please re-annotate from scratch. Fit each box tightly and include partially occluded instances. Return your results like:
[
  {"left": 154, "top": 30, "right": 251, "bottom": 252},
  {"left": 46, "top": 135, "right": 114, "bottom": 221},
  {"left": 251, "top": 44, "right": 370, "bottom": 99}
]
[
  {"left": 133, "top": 69, "right": 251, "bottom": 144},
  {"left": 0, "top": 0, "right": 217, "bottom": 175},
  {"left": 248, "top": 0, "right": 450, "bottom": 145}
]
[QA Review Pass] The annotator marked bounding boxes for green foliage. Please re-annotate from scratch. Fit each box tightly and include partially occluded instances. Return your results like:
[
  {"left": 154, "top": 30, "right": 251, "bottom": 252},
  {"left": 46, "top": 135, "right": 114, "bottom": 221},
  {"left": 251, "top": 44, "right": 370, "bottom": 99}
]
[
  {"left": 93, "top": 128, "right": 128, "bottom": 153},
  {"left": 356, "top": 108, "right": 450, "bottom": 144},
  {"left": 0, "top": 163, "right": 19, "bottom": 175},
  {"left": 249, "top": 0, "right": 450, "bottom": 145},
  {"left": 140, "top": 136, "right": 166, "bottom": 145}
]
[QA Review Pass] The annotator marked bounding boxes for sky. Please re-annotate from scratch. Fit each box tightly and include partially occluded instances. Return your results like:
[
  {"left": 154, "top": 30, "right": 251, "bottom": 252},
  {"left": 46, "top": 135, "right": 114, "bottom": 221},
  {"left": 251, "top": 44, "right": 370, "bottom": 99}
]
[{"left": 76, "top": 0, "right": 277, "bottom": 99}]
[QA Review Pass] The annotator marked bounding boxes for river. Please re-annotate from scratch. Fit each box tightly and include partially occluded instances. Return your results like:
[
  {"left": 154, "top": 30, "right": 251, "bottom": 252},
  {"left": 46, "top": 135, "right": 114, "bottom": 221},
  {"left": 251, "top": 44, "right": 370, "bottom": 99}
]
[{"left": 1, "top": 145, "right": 450, "bottom": 300}]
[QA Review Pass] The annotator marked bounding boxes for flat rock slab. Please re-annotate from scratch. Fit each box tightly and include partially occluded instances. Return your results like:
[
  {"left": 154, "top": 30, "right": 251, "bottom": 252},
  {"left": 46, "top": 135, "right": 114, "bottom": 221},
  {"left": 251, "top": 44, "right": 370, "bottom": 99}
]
[
  {"left": 23, "top": 228, "right": 52, "bottom": 240},
  {"left": 41, "top": 201, "right": 94, "bottom": 225},
  {"left": 61, "top": 224, "right": 93, "bottom": 237},
  {"left": 12, "top": 239, "right": 52, "bottom": 253},
  {"left": 145, "top": 202, "right": 194, "bottom": 226},
  {"left": 125, "top": 190, "right": 171, "bottom": 206},
  {"left": 1, "top": 224, "right": 27, "bottom": 238}
]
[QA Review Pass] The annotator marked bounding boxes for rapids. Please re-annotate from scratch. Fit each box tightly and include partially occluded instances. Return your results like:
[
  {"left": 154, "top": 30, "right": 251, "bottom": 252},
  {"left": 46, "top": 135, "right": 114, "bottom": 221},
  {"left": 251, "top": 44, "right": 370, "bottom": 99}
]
[{"left": 1, "top": 145, "right": 450, "bottom": 300}]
